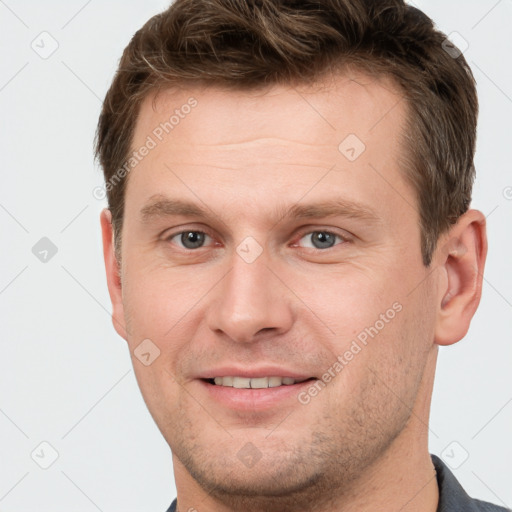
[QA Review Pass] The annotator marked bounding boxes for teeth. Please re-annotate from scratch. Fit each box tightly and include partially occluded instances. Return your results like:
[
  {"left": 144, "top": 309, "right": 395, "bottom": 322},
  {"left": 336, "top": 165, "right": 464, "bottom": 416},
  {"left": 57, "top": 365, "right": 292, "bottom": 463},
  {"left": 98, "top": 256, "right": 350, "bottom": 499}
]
[
  {"left": 250, "top": 377, "right": 268, "bottom": 389},
  {"left": 233, "top": 377, "right": 251, "bottom": 388},
  {"left": 268, "top": 376, "right": 282, "bottom": 388},
  {"left": 211, "top": 376, "right": 307, "bottom": 388}
]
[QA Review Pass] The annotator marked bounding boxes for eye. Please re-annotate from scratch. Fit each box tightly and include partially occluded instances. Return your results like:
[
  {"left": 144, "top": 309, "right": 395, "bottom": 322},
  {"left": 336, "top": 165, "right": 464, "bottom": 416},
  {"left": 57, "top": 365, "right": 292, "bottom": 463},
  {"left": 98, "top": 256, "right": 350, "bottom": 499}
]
[
  {"left": 167, "top": 230, "right": 213, "bottom": 250},
  {"left": 297, "top": 230, "right": 346, "bottom": 250}
]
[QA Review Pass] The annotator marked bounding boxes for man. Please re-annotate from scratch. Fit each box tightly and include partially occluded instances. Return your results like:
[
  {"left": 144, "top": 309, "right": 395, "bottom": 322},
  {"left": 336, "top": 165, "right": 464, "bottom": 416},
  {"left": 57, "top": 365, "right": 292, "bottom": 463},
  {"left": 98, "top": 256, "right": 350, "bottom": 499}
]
[{"left": 95, "top": 1, "right": 508, "bottom": 511}]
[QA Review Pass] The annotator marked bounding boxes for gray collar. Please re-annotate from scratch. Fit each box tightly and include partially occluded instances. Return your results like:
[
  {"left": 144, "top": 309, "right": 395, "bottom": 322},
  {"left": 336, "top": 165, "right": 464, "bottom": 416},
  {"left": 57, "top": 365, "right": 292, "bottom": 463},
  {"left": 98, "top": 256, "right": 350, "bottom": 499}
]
[{"left": 431, "top": 454, "right": 509, "bottom": 512}]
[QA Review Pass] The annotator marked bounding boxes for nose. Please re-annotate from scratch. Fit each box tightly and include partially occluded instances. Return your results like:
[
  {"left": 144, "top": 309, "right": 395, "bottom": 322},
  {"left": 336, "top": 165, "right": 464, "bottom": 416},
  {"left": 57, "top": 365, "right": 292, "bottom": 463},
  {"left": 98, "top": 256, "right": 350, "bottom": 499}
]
[{"left": 206, "top": 248, "right": 294, "bottom": 344}]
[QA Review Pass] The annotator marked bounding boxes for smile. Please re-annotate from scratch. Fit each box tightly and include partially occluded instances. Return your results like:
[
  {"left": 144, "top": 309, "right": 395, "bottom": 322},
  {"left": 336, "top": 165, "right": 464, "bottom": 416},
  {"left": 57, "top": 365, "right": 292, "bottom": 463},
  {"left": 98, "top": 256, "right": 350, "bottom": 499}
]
[{"left": 207, "top": 376, "right": 313, "bottom": 388}]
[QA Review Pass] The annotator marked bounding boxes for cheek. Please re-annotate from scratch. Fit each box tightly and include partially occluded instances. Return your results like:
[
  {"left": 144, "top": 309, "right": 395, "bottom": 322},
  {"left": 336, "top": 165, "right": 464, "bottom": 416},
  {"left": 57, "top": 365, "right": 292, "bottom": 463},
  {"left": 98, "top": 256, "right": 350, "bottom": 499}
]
[
  {"left": 317, "top": 273, "right": 432, "bottom": 392},
  {"left": 366, "top": 293, "right": 435, "bottom": 394},
  {"left": 122, "top": 265, "right": 199, "bottom": 341},
  {"left": 131, "top": 359, "right": 183, "bottom": 439},
  {"left": 121, "top": 267, "right": 209, "bottom": 392},
  {"left": 303, "top": 268, "right": 401, "bottom": 337}
]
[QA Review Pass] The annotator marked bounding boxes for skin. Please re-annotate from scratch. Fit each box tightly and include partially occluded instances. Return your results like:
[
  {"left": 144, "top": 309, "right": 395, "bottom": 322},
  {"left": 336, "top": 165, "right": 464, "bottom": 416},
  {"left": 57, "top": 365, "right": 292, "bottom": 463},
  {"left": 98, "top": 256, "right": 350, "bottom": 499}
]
[{"left": 101, "top": 71, "right": 487, "bottom": 512}]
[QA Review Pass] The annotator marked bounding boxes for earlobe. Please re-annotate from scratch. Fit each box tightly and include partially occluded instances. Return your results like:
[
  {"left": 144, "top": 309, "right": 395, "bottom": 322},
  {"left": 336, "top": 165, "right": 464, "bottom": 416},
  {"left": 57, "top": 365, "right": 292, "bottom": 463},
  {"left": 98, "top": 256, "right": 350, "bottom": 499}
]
[
  {"left": 100, "top": 209, "right": 128, "bottom": 341},
  {"left": 434, "top": 210, "right": 487, "bottom": 346}
]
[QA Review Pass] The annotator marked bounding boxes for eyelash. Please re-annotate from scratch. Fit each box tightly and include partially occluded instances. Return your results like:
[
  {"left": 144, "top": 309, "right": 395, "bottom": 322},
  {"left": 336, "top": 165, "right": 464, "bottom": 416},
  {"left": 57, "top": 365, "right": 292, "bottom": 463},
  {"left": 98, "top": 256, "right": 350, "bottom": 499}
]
[{"left": 163, "top": 228, "right": 350, "bottom": 252}]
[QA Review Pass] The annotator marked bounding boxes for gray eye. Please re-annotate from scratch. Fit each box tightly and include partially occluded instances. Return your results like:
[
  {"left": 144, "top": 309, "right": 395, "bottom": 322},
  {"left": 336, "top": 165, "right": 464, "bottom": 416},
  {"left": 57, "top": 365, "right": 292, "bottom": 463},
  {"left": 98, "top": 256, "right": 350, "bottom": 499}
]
[
  {"left": 179, "top": 231, "right": 207, "bottom": 249},
  {"left": 301, "top": 231, "right": 340, "bottom": 249}
]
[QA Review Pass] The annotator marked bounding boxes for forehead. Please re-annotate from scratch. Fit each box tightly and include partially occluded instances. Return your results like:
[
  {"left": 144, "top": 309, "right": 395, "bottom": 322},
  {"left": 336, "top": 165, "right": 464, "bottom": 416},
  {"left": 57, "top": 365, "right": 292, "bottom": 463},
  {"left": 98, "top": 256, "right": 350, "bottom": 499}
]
[
  {"left": 133, "top": 71, "right": 406, "bottom": 153},
  {"left": 125, "top": 71, "right": 413, "bottom": 230}
]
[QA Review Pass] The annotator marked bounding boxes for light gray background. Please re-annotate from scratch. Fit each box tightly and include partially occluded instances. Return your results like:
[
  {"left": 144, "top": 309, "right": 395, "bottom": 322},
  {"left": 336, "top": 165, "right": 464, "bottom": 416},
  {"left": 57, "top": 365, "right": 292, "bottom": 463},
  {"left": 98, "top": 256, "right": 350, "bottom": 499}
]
[{"left": 0, "top": 1, "right": 511, "bottom": 511}]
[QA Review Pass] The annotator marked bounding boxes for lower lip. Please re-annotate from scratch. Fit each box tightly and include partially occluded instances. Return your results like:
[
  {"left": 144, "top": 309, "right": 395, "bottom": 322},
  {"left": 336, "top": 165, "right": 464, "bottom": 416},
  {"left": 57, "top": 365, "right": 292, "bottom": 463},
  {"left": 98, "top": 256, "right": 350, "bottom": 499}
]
[{"left": 198, "top": 379, "right": 317, "bottom": 411}]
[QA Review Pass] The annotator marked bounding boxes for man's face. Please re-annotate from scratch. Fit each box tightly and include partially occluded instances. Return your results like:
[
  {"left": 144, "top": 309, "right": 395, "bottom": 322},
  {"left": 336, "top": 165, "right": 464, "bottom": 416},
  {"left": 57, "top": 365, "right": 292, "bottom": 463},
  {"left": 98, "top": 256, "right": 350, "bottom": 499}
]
[{"left": 107, "top": 73, "right": 439, "bottom": 503}]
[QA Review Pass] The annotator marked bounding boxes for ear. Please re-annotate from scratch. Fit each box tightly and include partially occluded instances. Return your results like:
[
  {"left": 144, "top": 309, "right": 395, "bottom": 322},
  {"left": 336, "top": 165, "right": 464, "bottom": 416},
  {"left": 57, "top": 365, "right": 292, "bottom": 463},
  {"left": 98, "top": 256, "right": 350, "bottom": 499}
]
[
  {"left": 100, "top": 209, "right": 128, "bottom": 341},
  {"left": 434, "top": 209, "right": 488, "bottom": 346}
]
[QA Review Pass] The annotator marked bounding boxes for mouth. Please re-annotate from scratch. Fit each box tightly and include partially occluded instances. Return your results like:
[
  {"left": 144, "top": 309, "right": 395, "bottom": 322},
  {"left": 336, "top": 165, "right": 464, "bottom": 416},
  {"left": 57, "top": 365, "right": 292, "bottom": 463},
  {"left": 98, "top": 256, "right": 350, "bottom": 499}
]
[
  {"left": 198, "top": 375, "right": 319, "bottom": 411},
  {"left": 203, "top": 376, "right": 316, "bottom": 388}
]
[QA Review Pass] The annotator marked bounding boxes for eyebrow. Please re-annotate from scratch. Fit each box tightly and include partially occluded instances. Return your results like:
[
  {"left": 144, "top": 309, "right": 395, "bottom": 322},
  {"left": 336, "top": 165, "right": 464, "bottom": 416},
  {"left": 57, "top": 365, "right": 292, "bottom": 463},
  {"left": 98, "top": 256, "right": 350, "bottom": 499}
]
[{"left": 140, "top": 195, "right": 382, "bottom": 225}]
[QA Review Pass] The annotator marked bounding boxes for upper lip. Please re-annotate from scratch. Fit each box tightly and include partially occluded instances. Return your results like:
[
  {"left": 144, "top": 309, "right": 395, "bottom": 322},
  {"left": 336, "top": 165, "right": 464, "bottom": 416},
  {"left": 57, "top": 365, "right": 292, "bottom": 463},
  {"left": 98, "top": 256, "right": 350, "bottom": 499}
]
[{"left": 195, "top": 366, "right": 316, "bottom": 380}]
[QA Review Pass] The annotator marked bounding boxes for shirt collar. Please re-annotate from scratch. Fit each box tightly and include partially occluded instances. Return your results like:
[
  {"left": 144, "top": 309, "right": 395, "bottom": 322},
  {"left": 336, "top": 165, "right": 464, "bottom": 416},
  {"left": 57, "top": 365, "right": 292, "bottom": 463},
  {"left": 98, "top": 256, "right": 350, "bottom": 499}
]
[{"left": 432, "top": 453, "right": 483, "bottom": 512}]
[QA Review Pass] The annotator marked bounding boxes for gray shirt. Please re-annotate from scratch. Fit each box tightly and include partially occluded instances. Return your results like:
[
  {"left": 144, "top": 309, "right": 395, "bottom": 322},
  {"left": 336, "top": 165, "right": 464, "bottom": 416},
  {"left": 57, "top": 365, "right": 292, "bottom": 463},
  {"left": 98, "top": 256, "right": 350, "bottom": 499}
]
[{"left": 165, "top": 454, "right": 509, "bottom": 511}]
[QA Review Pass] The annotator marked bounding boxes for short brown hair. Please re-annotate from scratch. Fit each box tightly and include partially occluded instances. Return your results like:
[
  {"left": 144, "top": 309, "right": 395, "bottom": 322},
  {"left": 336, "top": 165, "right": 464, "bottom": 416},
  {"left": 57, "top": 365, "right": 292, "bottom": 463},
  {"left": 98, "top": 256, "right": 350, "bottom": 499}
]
[{"left": 94, "top": 0, "right": 478, "bottom": 266}]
